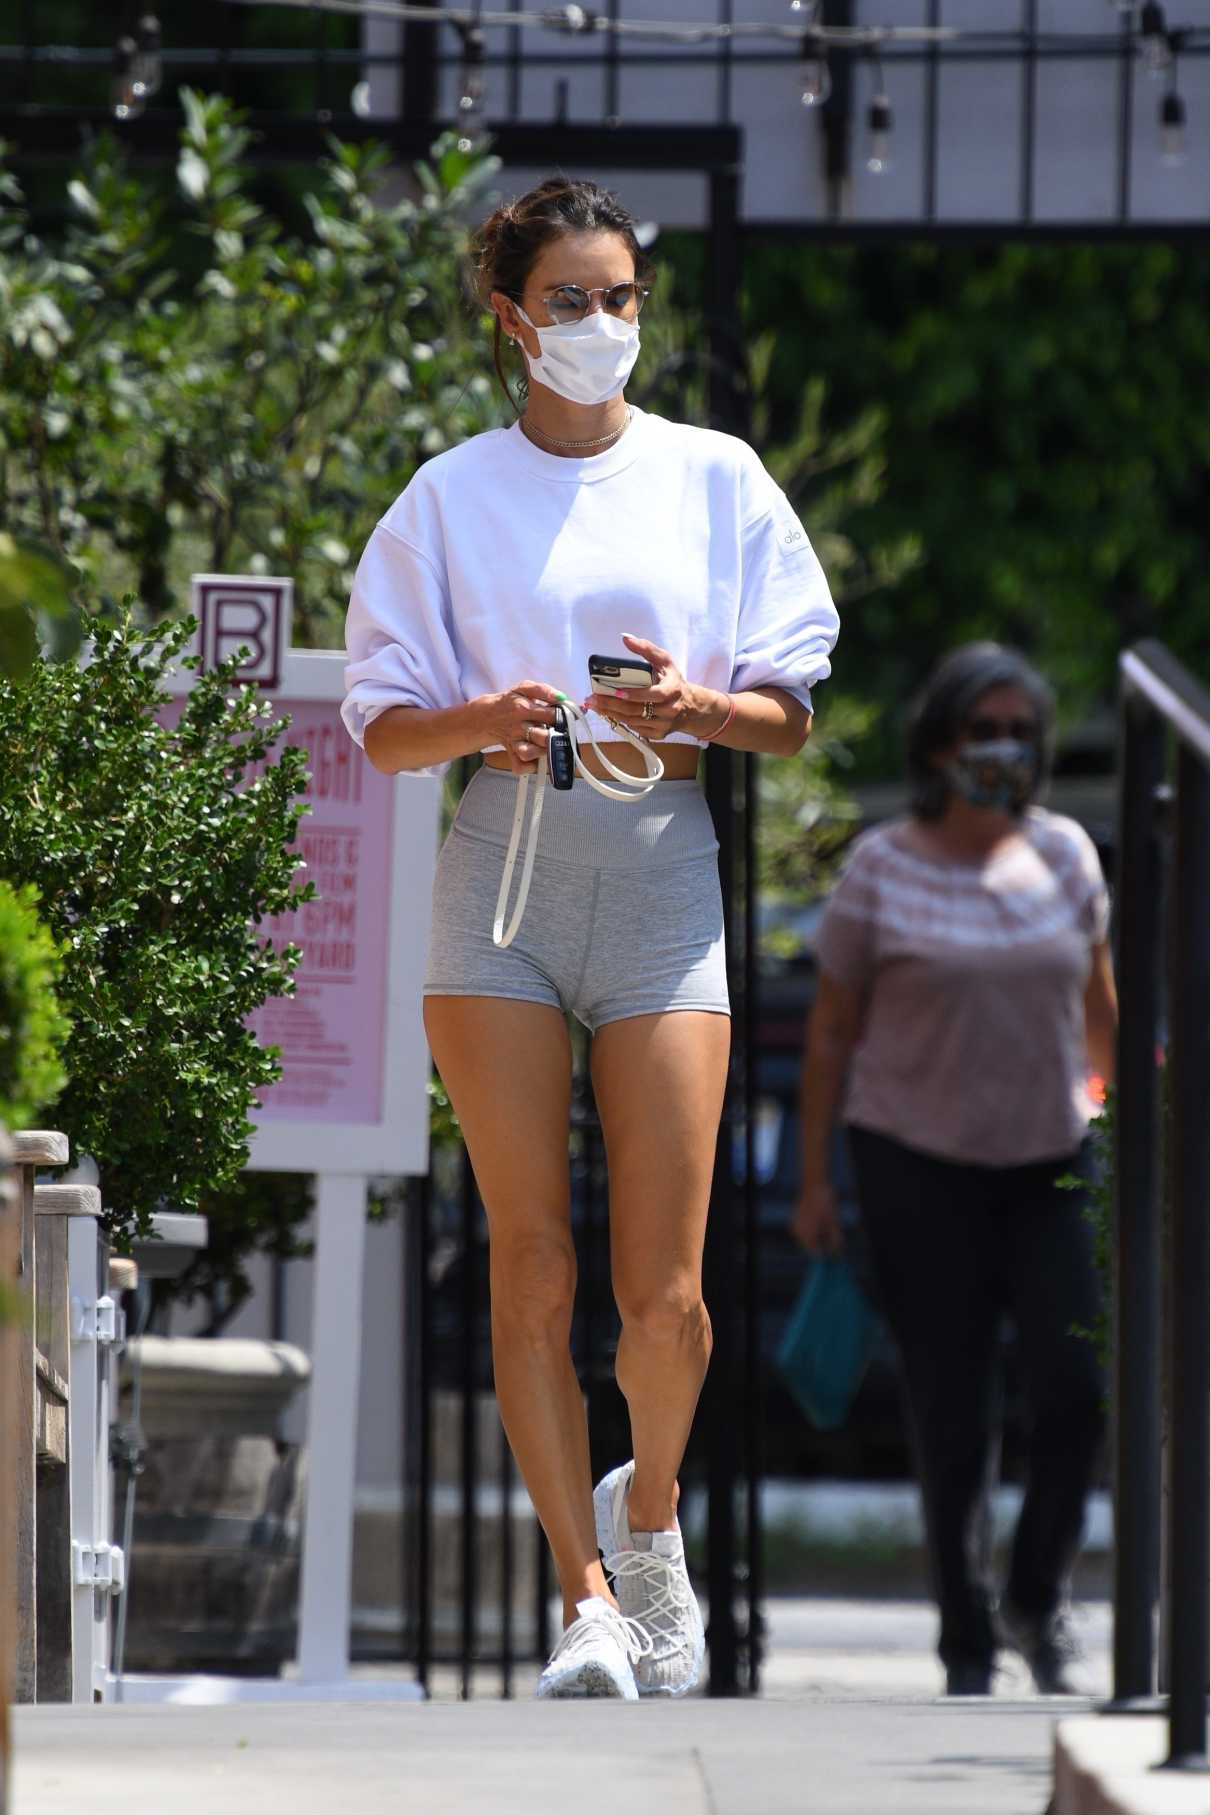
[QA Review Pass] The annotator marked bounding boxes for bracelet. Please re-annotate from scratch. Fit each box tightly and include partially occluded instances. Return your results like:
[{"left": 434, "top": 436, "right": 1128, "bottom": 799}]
[{"left": 700, "top": 693, "right": 737, "bottom": 743}]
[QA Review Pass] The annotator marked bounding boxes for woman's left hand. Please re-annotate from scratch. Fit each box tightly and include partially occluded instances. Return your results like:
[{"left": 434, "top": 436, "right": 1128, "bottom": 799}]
[{"left": 582, "top": 633, "right": 730, "bottom": 742}]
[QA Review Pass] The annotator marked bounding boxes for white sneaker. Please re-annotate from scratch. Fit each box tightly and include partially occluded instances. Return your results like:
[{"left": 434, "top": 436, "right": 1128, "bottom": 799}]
[
  {"left": 534, "top": 1596, "right": 650, "bottom": 1701},
  {"left": 594, "top": 1460, "right": 706, "bottom": 1698}
]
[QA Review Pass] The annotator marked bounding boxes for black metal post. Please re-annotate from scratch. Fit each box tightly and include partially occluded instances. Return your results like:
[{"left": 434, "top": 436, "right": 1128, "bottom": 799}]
[
  {"left": 1108, "top": 697, "right": 1164, "bottom": 1707},
  {"left": 459, "top": 1152, "right": 479, "bottom": 1698},
  {"left": 402, "top": 0, "right": 440, "bottom": 123},
  {"left": 1019, "top": 0, "right": 1037, "bottom": 224},
  {"left": 535, "top": 1513, "right": 552, "bottom": 1663},
  {"left": 702, "top": 154, "right": 749, "bottom": 1699},
  {"left": 499, "top": 1419, "right": 514, "bottom": 1697},
  {"left": 1163, "top": 744, "right": 1210, "bottom": 1771},
  {"left": 414, "top": 1173, "right": 433, "bottom": 1693},
  {"left": 742, "top": 749, "right": 764, "bottom": 1693},
  {"left": 703, "top": 742, "right": 739, "bottom": 1698}
]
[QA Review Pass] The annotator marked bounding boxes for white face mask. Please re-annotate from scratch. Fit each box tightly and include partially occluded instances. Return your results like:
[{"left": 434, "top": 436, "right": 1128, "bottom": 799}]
[{"left": 515, "top": 305, "right": 641, "bottom": 407}]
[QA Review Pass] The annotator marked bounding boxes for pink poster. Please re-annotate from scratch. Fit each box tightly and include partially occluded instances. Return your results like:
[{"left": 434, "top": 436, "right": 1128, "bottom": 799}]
[{"left": 246, "top": 702, "right": 395, "bottom": 1125}]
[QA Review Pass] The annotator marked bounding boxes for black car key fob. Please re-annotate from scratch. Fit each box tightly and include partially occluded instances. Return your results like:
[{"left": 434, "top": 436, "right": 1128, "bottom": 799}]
[{"left": 546, "top": 705, "right": 574, "bottom": 791}]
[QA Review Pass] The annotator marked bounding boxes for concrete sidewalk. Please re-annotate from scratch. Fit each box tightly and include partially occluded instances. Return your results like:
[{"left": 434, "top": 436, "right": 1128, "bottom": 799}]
[
  {"left": 14, "top": 1696, "right": 1070, "bottom": 1814},
  {"left": 13, "top": 1600, "right": 1109, "bottom": 1814}
]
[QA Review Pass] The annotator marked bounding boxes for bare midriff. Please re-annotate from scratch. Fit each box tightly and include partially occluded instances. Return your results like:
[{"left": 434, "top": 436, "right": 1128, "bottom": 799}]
[{"left": 483, "top": 742, "right": 702, "bottom": 783}]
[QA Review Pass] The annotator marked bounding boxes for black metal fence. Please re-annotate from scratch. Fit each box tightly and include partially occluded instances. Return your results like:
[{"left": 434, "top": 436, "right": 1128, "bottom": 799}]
[{"left": 1111, "top": 638, "right": 1210, "bottom": 1768}]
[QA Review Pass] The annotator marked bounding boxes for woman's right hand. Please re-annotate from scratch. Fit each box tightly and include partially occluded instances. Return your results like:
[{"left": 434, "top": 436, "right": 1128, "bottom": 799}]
[
  {"left": 792, "top": 1180, "right": 843, "bottom": 1257},
  {"left": 477, "top": 680, "right": 564, "bottom": 774}
]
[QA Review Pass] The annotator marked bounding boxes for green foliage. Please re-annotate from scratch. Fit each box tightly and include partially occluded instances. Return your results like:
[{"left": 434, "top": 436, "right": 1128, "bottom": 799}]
[
  {"left": 0, "top": 882, "right": 69, "bottom": 1130},
  {"left": 0, "top": 533, "right": 83, "bottom": 680},
  {"left": 720, "top": 238, "right": 1210, "bottom": 769},
  {"left": 757, "top": 695, "right": 880, "bottom": 955},
  {"left": 176, "top": 1170, "right": 316, "bottom": 1332},
  {"left": 0, "top": 98, "right": 505, "bottom": 641},
  {"left": 0, "top": 607, "right": 314, "bottom": 1242},
  {"left": 1061, "top": 1090, "right": 1114, "bottom": 1371}
]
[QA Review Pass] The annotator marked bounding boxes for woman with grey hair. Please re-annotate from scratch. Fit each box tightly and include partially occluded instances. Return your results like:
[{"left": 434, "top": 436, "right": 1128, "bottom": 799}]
[{"left": 794, "top": 642, "right": 1117, "bottom": 1697}]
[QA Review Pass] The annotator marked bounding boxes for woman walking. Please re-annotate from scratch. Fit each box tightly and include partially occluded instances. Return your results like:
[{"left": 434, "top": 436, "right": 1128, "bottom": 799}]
[
  {"left": 343, "top": 177, "right": 839, "bottom": 1699},
  {"left": 795, "top": 643, "right": 1116, "bottom": 1696}
]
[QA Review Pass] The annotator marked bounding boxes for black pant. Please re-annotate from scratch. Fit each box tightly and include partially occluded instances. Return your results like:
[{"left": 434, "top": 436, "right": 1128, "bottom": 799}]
[{"left": 848, "top": 1124, "right": 1105, "bottom": 1670}]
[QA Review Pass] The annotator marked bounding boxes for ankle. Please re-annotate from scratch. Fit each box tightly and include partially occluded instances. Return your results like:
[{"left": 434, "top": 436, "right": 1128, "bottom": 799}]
[
  {"left": 627, "top": 1476, "right": 680, "bottom": 1534},
  {"left": 561, "top": 1560, "right": 616, "bottom": 1627}
]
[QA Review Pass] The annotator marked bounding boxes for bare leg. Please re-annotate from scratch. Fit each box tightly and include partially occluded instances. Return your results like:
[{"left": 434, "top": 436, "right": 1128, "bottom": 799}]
[
  {"left": 591, "top": 1011, "right": 731, "bottom": 1533},
  {"left": 424, "top": 995, "right": 613, "bottom": 1628}
]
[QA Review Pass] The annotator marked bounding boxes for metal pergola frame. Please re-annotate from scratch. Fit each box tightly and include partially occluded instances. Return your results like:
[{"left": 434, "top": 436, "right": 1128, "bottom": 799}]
[{"left": 6, "top": 2, "right": 1210, "bottom": 229}]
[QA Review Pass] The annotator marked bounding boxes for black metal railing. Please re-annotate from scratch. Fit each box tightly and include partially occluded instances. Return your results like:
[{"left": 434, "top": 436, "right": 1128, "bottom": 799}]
[{"left": 1112, "top": 639, "right": 1210, "bottom": 1770}]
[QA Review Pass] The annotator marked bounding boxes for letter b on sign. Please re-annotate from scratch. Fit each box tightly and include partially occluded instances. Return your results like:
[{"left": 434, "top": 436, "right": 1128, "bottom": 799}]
[{"left": 192, "top": 575, "right": 293, "bottom": 687}]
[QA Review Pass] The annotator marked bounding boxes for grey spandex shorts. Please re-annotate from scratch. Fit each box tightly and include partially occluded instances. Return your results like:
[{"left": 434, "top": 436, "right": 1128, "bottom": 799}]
[{"left": 424, "top": 765, "right": 729, "bottom": 1031}]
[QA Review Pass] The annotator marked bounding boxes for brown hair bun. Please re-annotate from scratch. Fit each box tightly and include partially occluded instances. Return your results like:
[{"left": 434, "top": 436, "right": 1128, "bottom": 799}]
[{"left": 469, "top": 176, "right": 654, "bottom": 411}]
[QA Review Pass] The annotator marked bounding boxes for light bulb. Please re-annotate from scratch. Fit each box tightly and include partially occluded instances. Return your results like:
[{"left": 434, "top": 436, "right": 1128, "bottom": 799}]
[
  {"left": 133, "top": 14, "right": 161, "bottom": 101},
  {"left": 800, "top": 56, "right": 831, "bottom": 108},
  {"left": 111, "top": 35, "right": 142, "bottom": 120},
  {"left": 867, "top": 93, "right": 893, "bottom": 174},
  {"left": 1140, "top": 2, "right": 1172, "bottom": 77},
  {"left": 1160, "top": 89, "right": 1186, "bottom": 164}
]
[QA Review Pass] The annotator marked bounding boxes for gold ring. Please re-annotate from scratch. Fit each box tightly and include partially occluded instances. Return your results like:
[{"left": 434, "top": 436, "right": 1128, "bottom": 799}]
[{"left": 641, "top": 702, "right": 654, "bottom": 721}]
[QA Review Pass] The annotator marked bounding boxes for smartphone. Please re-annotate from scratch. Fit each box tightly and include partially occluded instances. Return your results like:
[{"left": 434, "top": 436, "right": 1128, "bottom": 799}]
[{"left": 588, "top": 653, "right": 656, "bottom": 690}]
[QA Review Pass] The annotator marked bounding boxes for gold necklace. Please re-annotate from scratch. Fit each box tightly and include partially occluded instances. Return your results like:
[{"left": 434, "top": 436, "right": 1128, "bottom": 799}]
[{"left": 520, "top": 407, "right": 632, "bottom": 452}]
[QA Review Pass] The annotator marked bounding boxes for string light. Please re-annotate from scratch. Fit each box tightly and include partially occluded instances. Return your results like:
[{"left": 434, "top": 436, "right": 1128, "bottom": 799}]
[
  {"left": 1139, "top": 1, "right": 1172, "bottom": 76},
  {"left": 107, "top": 2, "right": 1210, "bottom": 164},
  {"left": 1160, "top": 38, "right": 1187, "bottom": 165},
  {"left": 799, "top": 38, "right": 831, "bottom": 108},
  {"left": 545, "top": 4, "right": 597, "bottom": 29},
  {"left": 866, "top": 55, "right": 892, "bottom": 175},
  {"left": 133, "top": 14, "right": 163, "bottom": 101},
  {"left": 217, "top": 0, "right": 960, "bottom": 49},
  {"left": 456, "top": 22, "right": 487, "bottom": 152},
  {"left": 111, "top": 35, "right": 143, "bottom": 120},
  {"left": 1160, "top": 85, "right": 1186, "bottom": 163}
]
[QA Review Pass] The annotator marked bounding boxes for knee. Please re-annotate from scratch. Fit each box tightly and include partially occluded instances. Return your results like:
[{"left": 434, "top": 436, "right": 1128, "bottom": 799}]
[
  {"left": 617, "top": 1279, "right": 712, "bottom": 1361},
  {"left": 490, "top": 1233, "right": 577, "bottom": 1349}
]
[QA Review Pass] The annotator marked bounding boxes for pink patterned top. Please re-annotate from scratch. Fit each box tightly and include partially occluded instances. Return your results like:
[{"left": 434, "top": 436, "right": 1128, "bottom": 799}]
[{"left": 814, "top": 809, "right": 1111, "bottom": 1167}]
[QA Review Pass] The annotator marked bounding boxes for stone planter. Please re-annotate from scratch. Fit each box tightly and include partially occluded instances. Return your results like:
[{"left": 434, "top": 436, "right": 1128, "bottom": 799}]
[{"left": 119, "top": 1336, "right": 310, "bottom": 1675}]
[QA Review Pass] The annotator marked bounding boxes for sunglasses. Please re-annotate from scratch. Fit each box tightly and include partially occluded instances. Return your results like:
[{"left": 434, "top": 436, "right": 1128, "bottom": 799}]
[
  {"left": 963, "top": 716, "right": 1039, "bottom": 743},
  {"left": 526, "top": 282, "right": 651, "bottom": 326}
]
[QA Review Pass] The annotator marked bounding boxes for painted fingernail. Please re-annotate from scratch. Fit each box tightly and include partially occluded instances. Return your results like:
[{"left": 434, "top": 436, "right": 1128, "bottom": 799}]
[
  {"left": 614, "top": 688, "right": 627, "bottom": 699},
  {"left": 555, "top": 690, "right": 568, "bottom": 702}
]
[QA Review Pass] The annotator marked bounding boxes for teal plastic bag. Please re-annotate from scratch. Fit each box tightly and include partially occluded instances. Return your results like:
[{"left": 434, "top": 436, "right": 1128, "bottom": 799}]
[{"left": 775, "top": 1255, "right": 880, "bottom": 1433}]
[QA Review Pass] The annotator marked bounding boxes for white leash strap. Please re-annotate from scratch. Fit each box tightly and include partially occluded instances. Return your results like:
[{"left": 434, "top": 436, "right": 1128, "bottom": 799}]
[
  {"left": 493, "top": 769, "right": 546, "bottom": 949},
  {"left": 492, "top": 700, "right": 664, "bottom": 948}
]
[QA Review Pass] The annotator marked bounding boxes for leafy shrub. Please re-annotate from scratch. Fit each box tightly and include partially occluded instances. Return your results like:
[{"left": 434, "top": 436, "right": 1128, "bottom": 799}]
[
  {"left": 0, "top": 98, "right": 504, "bottom": 643},
  {"left": 0, "top": 606, "right": 313, "bottom": 1241},
  {"left": 0, "top": 881, "right": 69, "bottom": 1131}
]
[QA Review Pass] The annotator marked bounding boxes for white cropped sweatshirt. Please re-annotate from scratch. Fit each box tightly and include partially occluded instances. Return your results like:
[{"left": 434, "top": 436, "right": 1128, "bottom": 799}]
[{"left": 341, "top": 407, "right": 840, "bottom": 774}]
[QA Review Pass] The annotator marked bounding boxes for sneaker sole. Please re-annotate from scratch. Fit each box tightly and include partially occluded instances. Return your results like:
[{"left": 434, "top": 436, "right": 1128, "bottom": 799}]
[
  {"left": 537, "top": 1660, "right": 637, "bottom": 1701},
  {"left": 592, "top": 1463, "right": 705, "bottom": 1700}
]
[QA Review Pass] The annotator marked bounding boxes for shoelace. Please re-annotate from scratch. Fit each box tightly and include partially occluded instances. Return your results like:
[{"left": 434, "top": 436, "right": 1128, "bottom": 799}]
[
  {"left": 605, "top": 1549, "right": 695, "bottom": 1655},
  {"left": 493, "top": 698, "right": 664, "bottom": 948},
  {"left": 546, "top": 1603, "right": 653, "bottom": 1670}
]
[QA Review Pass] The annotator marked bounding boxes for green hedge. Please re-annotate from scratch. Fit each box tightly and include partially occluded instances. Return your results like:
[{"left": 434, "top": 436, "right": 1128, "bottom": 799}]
[{"left": 0, "top": 881, "right": 69, "bottom": 1132}]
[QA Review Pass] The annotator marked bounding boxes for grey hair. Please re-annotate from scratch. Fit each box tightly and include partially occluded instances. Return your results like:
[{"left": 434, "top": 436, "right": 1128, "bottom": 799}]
[{"left": 905, "top": 642, "right": 1056, "bottom": 821}]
